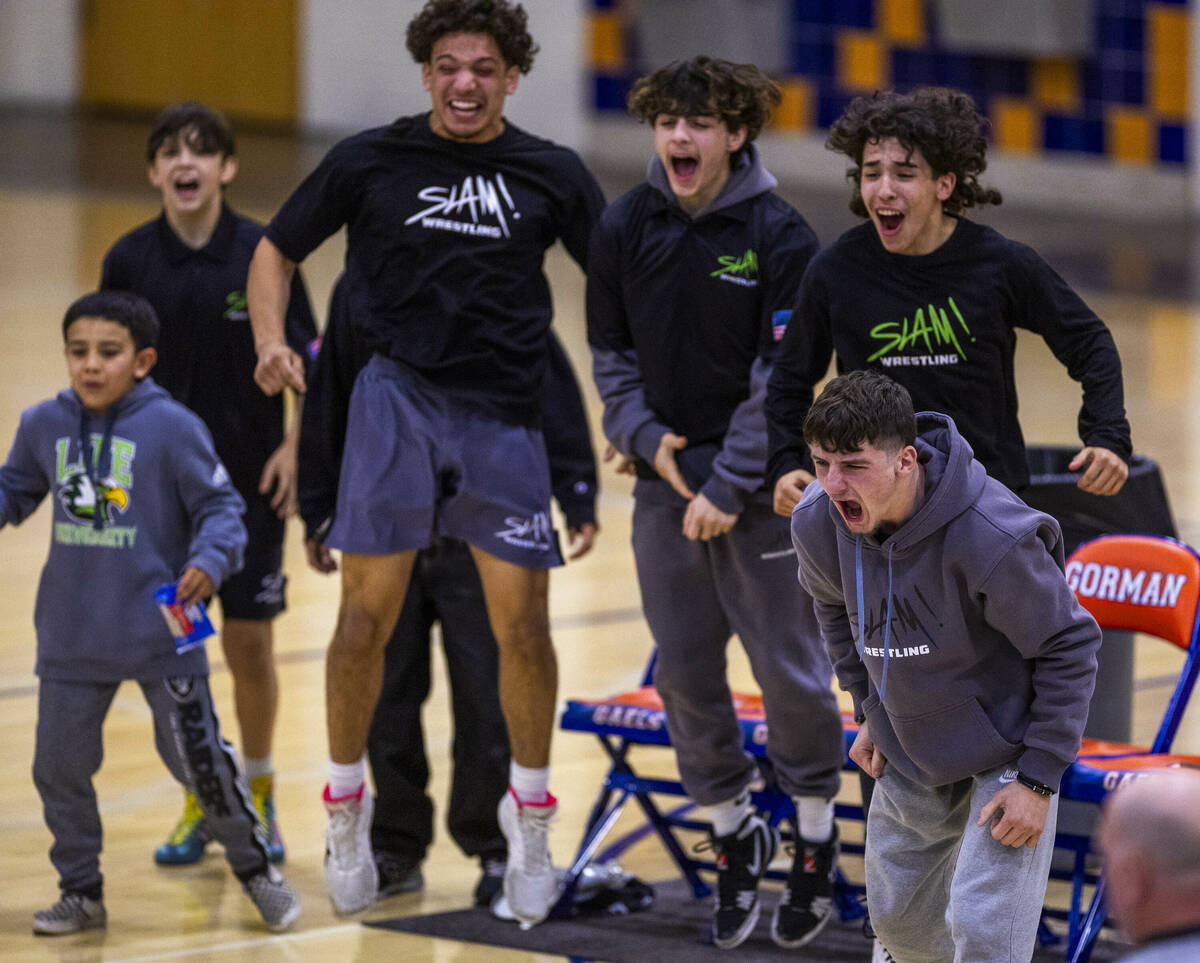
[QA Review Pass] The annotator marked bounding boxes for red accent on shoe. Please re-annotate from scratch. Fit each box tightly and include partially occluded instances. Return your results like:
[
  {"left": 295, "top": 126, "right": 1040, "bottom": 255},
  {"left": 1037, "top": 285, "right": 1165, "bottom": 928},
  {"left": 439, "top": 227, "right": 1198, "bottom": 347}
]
[
  {"left": 507, "top": 786, "right": 558, "bottom": 809},
  {"left": 323, "top": 782, "right": 364, "bottom": 805}
]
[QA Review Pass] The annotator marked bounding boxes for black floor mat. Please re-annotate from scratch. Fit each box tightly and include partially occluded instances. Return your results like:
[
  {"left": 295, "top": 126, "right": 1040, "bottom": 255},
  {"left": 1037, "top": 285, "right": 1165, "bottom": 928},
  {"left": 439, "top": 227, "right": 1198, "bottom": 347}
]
[{"left": 366, "top": 879, "right": 1127, "bottom": 962}]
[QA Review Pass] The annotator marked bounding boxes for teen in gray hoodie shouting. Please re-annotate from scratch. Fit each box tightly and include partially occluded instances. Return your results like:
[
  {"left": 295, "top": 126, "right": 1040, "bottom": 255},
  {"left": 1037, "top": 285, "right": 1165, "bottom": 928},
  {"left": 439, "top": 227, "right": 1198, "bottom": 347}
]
[{"left": 791, "top": 369, "right": 1100, "bottom": 962}]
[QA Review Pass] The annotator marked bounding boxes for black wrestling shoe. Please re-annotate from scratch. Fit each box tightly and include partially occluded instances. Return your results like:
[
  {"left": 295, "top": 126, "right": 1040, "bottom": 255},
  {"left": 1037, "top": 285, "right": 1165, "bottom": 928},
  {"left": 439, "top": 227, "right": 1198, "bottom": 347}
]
[
  {"left": 771, "top": 828, "right": 838, "bottom": 948},
  {"left": 707, "top": 813, "right": 779, "bottom": 949}
]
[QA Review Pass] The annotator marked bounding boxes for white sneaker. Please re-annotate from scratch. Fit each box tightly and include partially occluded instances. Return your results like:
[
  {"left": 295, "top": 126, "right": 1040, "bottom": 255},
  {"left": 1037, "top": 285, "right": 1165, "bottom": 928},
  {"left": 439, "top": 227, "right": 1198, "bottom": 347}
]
[
  {"left": 323, "top": 784, "right": 379, "bottom": 915},
  {"left": 497, "top": 788, "right": 559, "bottom": 928}
]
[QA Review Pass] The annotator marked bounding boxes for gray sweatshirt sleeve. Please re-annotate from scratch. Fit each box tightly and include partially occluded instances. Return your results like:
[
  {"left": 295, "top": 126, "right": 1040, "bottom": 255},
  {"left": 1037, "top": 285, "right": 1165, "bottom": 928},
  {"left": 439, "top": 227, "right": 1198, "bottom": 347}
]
[
  {"left": 586, "top": 215, "right": 673, "bottom": 462},
  {"left": 700, "top": 356, "right": 771, "bottom": 514},
  {"left": 978, "top": 522, "right": 1101, "bottom": 788},
  {"left": 174, "top": 416, "right": 248, "bottom": 588},
  {"left": 590, "top": 346, "right": 673, "bottom": 463},
  {"left": 0, "top": 411, "right": 50, "bottom": 528}
]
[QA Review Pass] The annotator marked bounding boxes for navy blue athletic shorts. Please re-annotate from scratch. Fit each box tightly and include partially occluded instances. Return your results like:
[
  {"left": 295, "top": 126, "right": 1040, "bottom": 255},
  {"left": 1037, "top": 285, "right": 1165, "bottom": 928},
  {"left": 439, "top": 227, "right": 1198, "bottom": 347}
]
[
  {"left": 217, "top": 484, "right": 286, "bottom": 620},
  {"left": 327, "top": 355, "right": 563, "bottom": 569}
]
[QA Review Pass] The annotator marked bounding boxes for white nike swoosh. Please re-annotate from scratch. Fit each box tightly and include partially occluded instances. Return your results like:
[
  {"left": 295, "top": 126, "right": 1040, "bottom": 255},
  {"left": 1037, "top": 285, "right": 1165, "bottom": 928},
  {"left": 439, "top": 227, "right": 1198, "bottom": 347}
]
[{"left": 746, "top": 835, "right": 761, "bottom": 876}]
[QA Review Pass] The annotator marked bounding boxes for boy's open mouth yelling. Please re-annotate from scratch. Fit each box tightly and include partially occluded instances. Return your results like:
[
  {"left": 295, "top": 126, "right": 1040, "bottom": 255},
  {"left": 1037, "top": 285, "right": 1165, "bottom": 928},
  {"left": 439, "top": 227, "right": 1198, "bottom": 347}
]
[
  {"left": 876, "top": 208, "right": 903, "bottom": 234},
  {"left": 670, "top": 155, "right": 698, "bottom": 183},
  {"left": 173, "top": 176, "right": 200, "bottom": 201},
  {"left": 837, "top": 499, "right": 864, "bottom": 524},
  {"left": 448, "top": 98, "right": 482, "bottom": 121}
]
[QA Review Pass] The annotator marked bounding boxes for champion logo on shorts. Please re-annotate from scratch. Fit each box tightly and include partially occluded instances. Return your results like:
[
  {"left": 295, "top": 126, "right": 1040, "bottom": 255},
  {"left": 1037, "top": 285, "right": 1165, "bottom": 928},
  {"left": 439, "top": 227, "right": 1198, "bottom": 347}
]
[{"left": 495, "top": 511, "right": 554, "bottom": 552}]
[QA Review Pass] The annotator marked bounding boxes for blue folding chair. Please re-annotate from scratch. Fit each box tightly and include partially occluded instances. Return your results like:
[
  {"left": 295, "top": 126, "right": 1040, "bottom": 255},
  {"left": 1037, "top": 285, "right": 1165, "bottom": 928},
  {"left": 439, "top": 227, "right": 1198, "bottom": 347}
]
[
  {"left": 1044, "top": 534, "right": 1200, "bottom": 961},
  {"left": 556, "top": 650, "right": 866, "bottom": 919}
]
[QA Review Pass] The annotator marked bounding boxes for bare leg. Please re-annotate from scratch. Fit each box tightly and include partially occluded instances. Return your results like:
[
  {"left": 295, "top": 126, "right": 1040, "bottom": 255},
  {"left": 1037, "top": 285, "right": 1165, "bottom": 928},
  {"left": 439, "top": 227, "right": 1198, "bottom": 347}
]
[
  {"left": 220, "top": 618, "right": 276, "bottom": 760},
  {"left": 469, "top": 548, "right": 556, "bottom": 768},
  {"left": 326, "top": 551, "right": 416, "bottom": 764}
]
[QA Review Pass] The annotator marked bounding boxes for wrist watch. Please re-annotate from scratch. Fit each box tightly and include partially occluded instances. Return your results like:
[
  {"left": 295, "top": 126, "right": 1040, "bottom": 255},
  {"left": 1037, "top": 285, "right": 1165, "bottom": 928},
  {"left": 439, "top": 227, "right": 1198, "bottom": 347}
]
[{"left": 1016, "top": 772, "right": 1055, "bottom": 796}]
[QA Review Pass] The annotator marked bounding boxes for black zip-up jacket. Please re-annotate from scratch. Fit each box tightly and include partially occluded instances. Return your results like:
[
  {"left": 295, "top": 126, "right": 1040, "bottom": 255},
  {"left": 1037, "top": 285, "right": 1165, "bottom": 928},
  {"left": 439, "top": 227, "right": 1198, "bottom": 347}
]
[
  {"left": 101, "top": 205, "right": 317, "bottom": 492},
  {"left": 298, "top": 273, "right": 598, "bottom": 541},
  {"left": 587, "top": 146, "right": 818, "bottom": 514}
]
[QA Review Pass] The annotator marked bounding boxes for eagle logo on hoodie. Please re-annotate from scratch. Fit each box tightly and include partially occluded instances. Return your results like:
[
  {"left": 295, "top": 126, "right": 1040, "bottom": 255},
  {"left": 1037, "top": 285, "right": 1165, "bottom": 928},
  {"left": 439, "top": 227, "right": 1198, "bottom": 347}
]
[{"left": 58, "top": 468, "right": 130, "bottom": 526}]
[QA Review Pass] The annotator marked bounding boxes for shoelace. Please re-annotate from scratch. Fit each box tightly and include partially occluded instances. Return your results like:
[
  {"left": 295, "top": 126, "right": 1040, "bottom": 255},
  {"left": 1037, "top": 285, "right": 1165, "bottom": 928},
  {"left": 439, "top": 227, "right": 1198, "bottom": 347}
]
[
  {"left": 327, "top": 803, "right": 362, "bottom": 868},
  {"left": 166, "top": 796, "right": 207, "bottom": 845},
  {"left": 515, "top": 808, "right": 554, "bottom": 873},
  {"left": 40, "top": 893, "right": 95, "bottom": 921}
]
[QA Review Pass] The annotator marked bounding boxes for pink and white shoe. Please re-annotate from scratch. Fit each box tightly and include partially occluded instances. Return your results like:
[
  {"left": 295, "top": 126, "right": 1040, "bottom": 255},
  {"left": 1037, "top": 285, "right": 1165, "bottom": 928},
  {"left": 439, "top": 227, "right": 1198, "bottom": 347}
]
[
  {"left": 497, "top": 788, "right": 559, "bottom": 928},
  {"left": 322, "top": 784, "right": 378, "bottom": 915}
]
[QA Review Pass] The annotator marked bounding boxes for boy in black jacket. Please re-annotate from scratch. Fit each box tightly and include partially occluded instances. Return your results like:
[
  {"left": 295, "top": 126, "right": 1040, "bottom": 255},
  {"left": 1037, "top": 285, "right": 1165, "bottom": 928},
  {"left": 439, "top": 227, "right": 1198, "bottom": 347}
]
[
  {"left": 101, "top": 103, "right": 317, "bottom": 866},
  {"left": 587, "top": 57, "right": 843, "bottom": 951}
]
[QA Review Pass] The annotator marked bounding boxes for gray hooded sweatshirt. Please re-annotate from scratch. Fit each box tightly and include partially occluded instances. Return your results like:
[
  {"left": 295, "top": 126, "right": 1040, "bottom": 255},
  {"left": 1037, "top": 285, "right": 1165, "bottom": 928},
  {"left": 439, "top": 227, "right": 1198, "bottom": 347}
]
[
  {"left": 791, "top": 412, "right": 1100, "bottom": 789},
  {"left": 0, "top": 377, "right": 246, "bottom": 682}
]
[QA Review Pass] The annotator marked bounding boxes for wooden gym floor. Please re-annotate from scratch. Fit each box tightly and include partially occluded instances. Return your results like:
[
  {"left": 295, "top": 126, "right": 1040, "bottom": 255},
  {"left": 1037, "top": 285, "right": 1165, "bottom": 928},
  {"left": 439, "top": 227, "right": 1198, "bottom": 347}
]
[{"left": 1, "top": 107, "right": 1198, "bottom": 961}]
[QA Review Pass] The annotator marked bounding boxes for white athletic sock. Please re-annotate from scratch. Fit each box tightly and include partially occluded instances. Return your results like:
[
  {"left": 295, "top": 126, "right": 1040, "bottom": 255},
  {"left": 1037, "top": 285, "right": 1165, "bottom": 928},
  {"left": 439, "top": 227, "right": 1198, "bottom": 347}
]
[
  {"left": 704, "top": 789, "right": 755, "bottom": 838},
  {"left": 794, "top": 795, "right": 835, "bottom": 843},
  {"left": 243, "top": 755, "right": 273, "bottom": 781},
  {"left": 510, "top": 762, "right": 549, "bottom": 804},
  {"left": 327, "top": 758, "right": 365, "bottom": 800}
]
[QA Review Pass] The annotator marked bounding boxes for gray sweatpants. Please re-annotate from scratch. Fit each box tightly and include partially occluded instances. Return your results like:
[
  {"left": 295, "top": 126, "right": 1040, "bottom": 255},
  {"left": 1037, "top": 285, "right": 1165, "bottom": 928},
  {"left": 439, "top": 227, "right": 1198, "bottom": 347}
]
[
  {"left": 34, "top": 675, "right": 269, "bottom": 895},
  {"left": 632, "top": 479, "right": 843, "bottom": 804},
  {"left": 866, "top": 763, "right": 1059, "bottom": 963}
]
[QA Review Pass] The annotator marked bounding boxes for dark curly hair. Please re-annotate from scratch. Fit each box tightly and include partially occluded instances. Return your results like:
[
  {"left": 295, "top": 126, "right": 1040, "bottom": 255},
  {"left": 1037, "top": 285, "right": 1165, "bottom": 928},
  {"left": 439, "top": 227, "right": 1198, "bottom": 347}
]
[
  {"left": 406, "top": 0, "right": 537, "bottom": 74},
  {"left": 827, "top": 87, "right": 1002, "bottom": 217},
  {"left": 627, "top": 57, "right": 782, "bottom": 144}
]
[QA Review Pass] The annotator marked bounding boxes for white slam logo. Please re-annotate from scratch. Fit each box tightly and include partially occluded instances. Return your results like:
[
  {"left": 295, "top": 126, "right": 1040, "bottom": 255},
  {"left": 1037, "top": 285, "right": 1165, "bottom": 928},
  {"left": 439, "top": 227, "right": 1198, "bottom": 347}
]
[{"left": 405, "top": 174, "right": 519, "bottom": 239}]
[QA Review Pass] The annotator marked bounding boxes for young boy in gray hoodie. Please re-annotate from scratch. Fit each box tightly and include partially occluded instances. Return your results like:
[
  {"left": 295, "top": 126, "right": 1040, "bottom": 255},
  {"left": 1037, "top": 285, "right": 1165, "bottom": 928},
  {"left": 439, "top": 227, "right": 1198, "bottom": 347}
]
[
  {"left": 791, "top": 369, "right": 1101, "bottom": 962},
  {"left": 0, "top": 291, "right": 300, "bottom": 936},
  {"left": 587, "top": 57, "right": 843, "bottom": 951}
]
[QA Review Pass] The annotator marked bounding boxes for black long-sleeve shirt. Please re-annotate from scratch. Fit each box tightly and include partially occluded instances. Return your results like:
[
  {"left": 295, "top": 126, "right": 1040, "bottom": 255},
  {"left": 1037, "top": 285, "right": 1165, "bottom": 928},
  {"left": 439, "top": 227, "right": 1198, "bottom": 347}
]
[{"left": 767, "top": 219, "right": 1131, "bottom": 491}]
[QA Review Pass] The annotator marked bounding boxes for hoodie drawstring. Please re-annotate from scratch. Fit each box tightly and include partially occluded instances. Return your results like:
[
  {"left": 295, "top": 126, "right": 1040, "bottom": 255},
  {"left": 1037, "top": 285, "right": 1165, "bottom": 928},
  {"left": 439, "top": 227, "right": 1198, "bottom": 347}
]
[
  {"left": 855, "top": 536, "right": 895, "bottom": 705},
  {"left": 79, "top": 406, "right": 118, "bottom": 530}
]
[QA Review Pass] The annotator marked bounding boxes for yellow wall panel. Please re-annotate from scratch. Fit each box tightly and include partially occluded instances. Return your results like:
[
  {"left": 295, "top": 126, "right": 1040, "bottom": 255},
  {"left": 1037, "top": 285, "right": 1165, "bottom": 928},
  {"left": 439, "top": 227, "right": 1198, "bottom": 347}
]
[
  {"left": 589, "top": 12, "right": 624, "bottom": 70},
  {"left": 81, "top": 0, "right": 297, "bottom": 126},
  {"left": 1148, "top": 6, "right": 1190, "bottom": 119},
  {"left": 990, "top": 98, "right": 1037, "bottom": 154},
  {"left": 773, "top": 78, "right": 814, "bottom": 132},
  {"left": 1032, "top": 58, "right": 1081, "bottom": 111},
  {"left": 838, "top": 31, "right": 886, "bottom": 91},
  {"left": 880, "top": 0, "right": 925, "bottom": 44},
  {"left": 1107, "top": 106, "right": 1152, "bottom": 164}
]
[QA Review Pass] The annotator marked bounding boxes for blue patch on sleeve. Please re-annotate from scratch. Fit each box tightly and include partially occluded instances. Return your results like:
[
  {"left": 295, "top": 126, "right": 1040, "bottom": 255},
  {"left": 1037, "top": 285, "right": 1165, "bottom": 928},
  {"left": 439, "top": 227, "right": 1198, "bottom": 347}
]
[{"left": 772, "top": 309, "right": 792, "bottom": 342}]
